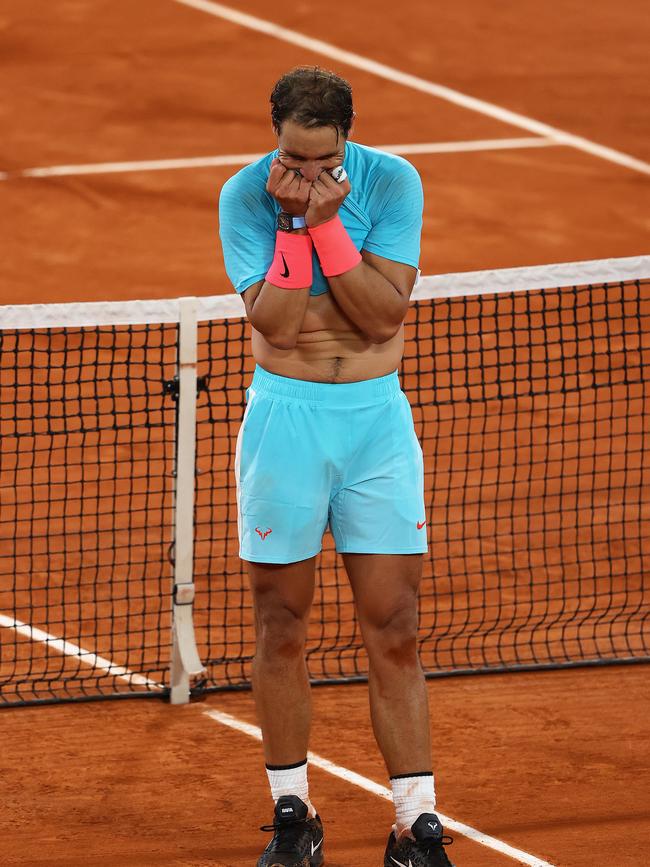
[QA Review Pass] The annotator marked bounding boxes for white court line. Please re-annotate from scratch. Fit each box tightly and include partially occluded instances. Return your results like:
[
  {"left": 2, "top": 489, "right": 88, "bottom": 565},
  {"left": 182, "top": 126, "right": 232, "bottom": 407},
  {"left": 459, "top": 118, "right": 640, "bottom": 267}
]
[
  {"left": 0, "top": 613, "right": 163, "bottom": 689},
  {"left": 381, "top": 138, "right": 555, "bottom": 157},
  {"left": 172, "top": 0, "right": 650, "bottom": 177},
  {"left": 0, "top": 137, "right": 556, "bottom": 181},
  {"left": 2, "top": 605, "right": 554, "bottom": 863},
  {"left": 203, "top": 707, "right": 556, "bottom": 867}
]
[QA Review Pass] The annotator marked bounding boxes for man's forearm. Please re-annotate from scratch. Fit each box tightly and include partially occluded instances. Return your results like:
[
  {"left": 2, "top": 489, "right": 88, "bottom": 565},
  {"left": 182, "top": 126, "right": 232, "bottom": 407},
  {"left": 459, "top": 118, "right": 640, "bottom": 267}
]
[
  {"left": 326, "top": 260, "right": 407, "bottom": 343},
  {"left": 250, "top": 281, "right": 311, "bottom": 349}
]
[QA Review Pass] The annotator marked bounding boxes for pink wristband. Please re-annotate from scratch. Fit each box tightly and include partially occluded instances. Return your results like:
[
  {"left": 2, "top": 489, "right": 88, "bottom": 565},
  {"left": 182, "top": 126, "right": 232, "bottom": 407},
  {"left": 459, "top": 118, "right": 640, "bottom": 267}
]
[
  {"left": 266, "top": 231, "right": 313, "bottom": 290},
  {"left": 308, "top": 214, "right": 362, "bottom": 277}
]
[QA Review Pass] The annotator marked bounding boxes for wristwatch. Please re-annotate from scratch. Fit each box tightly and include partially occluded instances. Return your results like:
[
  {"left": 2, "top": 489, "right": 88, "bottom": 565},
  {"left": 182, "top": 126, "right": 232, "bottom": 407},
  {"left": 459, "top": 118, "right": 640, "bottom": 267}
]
[{"left": 277, "top": 212, "right": 307, "bottom": 232}]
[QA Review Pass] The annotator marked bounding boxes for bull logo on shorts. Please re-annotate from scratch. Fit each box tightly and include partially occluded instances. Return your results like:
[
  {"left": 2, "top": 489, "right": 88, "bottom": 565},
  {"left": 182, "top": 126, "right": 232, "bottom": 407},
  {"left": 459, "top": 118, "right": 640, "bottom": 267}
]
[{"left": 255, "top": 527, "right": 273, "bottom": 540}]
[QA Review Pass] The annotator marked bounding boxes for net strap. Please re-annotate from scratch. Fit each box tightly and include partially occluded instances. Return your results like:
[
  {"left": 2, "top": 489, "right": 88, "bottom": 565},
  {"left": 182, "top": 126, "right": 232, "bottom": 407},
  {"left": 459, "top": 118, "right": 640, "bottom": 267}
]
[{"left": 170, "top": 297, "right": 205, "bottom": 704}]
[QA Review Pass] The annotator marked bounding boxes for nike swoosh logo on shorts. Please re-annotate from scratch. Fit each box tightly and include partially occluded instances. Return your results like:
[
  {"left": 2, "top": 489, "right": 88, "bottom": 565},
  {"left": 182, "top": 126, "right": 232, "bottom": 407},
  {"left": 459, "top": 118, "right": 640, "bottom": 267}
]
[
  {"left": 311, "top": 837, "right": 323, "bottom": 855},
  {"left": 417, "top": 520, "right": 426, "bottom": 529},
  {"left": 280, "top": 253, "right": 290, "bottom": 278},
  {"left": 390, "top": 857, "right": 412, "bottom": 867}
]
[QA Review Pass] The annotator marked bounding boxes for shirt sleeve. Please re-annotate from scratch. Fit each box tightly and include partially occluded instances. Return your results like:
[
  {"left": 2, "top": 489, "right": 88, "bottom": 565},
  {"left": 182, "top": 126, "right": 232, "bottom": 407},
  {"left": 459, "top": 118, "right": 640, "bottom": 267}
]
[
  {"left": 361, "top": 156, "right": 424, "bottom": 268},
  {"left": 218, "top": 170, "right": 276, "bottom": 294}
]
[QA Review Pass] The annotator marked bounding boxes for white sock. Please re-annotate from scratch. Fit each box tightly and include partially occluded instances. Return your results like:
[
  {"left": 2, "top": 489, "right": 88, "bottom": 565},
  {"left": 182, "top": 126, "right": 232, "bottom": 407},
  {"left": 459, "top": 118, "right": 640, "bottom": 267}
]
[
  {"left": 391, "top": 772, "right": 436, "bottom": 837},
  {"left": 265, "top": 759, "right": 316, "bottom": 817}
]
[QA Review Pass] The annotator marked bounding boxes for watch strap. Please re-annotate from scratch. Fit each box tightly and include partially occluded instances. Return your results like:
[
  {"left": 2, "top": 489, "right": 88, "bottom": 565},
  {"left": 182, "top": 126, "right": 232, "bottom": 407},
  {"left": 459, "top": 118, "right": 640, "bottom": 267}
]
[{"left": 278, "top": 212, "right": 307, "bottom": 231}]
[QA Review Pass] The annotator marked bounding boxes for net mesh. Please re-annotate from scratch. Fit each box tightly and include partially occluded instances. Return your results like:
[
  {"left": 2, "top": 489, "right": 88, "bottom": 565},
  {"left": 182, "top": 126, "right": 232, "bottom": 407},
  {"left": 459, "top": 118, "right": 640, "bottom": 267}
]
[
  {"left": 0, "top": 325, "right": 177, "bottom": 702},
  {"left": 1, "top": 259, "right": 649, "bottom": 705}
]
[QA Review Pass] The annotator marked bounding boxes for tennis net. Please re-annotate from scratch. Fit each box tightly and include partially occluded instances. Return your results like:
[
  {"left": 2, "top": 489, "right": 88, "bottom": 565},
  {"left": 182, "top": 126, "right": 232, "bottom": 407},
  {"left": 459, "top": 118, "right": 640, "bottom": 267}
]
[{"left": 1, "top": 256, "right": 649, "bottom": 706}]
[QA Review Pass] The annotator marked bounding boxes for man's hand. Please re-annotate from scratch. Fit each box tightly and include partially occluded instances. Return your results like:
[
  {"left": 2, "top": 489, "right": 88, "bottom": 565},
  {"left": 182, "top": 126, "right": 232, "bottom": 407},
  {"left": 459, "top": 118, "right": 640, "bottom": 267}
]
[
  {"left": 305, "top": 169, "right": 351, "bottom": 228},
  {"left": 266, "top": 158, "right": 312, "bottom": 215}
]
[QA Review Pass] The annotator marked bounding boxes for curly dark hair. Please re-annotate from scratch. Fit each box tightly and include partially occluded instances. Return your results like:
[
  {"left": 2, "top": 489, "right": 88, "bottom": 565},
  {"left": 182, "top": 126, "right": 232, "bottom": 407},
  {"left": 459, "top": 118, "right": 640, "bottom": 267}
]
[{"left": 270, "top": 66, "right": 354, "bottom": 138}]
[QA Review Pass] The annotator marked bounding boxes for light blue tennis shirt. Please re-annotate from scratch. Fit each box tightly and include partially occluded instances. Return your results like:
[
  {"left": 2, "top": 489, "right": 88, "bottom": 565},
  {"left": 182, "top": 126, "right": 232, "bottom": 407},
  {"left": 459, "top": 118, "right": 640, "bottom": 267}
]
[{"left": 219, "top": 141, "right": 424, "bottom": 296}]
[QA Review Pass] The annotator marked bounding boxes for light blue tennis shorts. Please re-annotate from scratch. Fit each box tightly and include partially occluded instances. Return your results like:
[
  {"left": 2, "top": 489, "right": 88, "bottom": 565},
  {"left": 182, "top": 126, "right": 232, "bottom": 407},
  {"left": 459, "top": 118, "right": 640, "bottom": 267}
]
[{"left": 235, "top": 366, "right": 428, "bottom": 564}]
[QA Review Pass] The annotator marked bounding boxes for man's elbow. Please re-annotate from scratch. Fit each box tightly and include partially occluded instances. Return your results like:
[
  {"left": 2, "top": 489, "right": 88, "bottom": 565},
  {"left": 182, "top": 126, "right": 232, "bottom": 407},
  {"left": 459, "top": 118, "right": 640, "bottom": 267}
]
[
  {"left": 253, "top": 321, "right": 298, "bottom": 350},
  {"left": 266, "top": 332, "right": 298, "bottom": 350},
  {"left": 366, "top": 320, "right": 403, "bottom": 344},
  {"left": 366, "top": 297, "right": 408, "bottom": 344}
]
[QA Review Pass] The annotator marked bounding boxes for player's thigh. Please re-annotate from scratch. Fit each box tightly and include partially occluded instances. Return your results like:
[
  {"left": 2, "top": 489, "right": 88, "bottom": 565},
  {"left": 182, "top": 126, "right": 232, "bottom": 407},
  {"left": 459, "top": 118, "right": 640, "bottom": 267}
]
[
  {"left": 245, "top": 556, "right": 318, "bottom": 632},
  {"left": 342, "top": 552, "right": 423, "bottom": 638}
]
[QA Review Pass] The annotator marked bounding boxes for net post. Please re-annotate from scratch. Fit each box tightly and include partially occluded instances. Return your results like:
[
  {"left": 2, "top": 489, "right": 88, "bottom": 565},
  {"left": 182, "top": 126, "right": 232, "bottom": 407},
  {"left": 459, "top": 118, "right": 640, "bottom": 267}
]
[{"left": 170, "top": 297, "right": 205, "bottom": 705}]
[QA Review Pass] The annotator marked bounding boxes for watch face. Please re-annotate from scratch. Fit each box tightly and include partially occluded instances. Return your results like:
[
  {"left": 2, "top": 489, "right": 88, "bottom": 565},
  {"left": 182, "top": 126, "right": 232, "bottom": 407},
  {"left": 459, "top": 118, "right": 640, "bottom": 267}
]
[{"left": 277, "top": 212, "right": 292, "bottom": 231}]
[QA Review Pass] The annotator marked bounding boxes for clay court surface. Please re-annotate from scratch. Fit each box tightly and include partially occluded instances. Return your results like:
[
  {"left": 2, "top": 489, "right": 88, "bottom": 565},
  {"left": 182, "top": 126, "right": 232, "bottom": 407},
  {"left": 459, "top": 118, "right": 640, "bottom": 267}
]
[
  {"left": 0, "top": 666, "right": 648, "bottom": 866},
  {"left": 1, "top": 1, "right": 649, "bottom": 865}
]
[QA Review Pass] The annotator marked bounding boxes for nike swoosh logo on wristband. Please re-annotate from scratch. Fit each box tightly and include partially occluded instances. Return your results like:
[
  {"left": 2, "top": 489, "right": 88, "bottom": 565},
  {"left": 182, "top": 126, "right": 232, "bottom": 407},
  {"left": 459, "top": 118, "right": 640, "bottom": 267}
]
[{"left": 280, "top": 253, "right": 290, "bottom": 278}]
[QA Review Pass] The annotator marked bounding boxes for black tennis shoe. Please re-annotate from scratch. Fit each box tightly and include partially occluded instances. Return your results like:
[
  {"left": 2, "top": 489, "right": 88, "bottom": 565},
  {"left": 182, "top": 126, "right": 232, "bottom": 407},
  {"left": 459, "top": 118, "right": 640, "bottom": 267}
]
[
  {"left": 257, "top": 795, "right": 324, "bottom": 867},
  {"left": 384, "top": 813, "right": 455, "bottom": 867}
]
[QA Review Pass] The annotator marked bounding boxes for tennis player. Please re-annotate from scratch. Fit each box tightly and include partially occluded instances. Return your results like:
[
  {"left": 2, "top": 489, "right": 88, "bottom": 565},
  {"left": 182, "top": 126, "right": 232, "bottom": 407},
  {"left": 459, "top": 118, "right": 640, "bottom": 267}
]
[{"left": 219, "top": 67, "right": 454, "bottom": 867}]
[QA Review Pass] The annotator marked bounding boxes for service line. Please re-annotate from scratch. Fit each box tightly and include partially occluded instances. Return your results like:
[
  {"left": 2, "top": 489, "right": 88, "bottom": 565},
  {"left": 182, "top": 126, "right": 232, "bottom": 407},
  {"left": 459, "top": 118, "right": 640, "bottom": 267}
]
[{"left": 0, "top": 138, "right": 556, "bottom": 181}]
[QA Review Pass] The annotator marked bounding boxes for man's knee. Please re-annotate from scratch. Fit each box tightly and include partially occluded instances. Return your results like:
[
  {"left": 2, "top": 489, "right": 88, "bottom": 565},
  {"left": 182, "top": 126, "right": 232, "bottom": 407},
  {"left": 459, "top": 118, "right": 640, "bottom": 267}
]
[
  {"left": 254, "top": 598, "right": 308, "bottom": 659},
  {"left": 363, "top": 604, "right": 420, "bottom": 667},
  {"left": 247, "top": 558, "right": 315, "bottom": 660}
]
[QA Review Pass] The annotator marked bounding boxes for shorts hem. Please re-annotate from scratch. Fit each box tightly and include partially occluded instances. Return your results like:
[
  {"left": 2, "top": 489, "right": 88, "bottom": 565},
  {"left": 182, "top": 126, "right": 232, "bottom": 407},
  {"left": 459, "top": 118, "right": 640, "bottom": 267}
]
[
  {"left": 336, "top": 545, "right": 429, "bottom": 555},
  {"left": 239, "top": 548, "right": 322, "bottom": 565}
]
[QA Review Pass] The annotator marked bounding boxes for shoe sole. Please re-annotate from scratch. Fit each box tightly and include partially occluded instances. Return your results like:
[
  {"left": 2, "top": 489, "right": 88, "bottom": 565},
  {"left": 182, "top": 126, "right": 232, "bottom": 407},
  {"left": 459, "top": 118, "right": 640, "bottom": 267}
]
[
  {"left": 384, "top": 854, "right": 454, "bottom": 867},
  {"left": 262, "top": 855, "right": 324, "bottom": 867}
]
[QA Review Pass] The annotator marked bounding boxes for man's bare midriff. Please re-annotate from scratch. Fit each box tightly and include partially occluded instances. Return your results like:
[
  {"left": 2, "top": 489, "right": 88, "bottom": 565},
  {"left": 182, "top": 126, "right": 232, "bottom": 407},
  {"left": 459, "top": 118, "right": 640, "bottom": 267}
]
[{"left": 251, "top": 289, "right": 404, "bottom": 383}]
